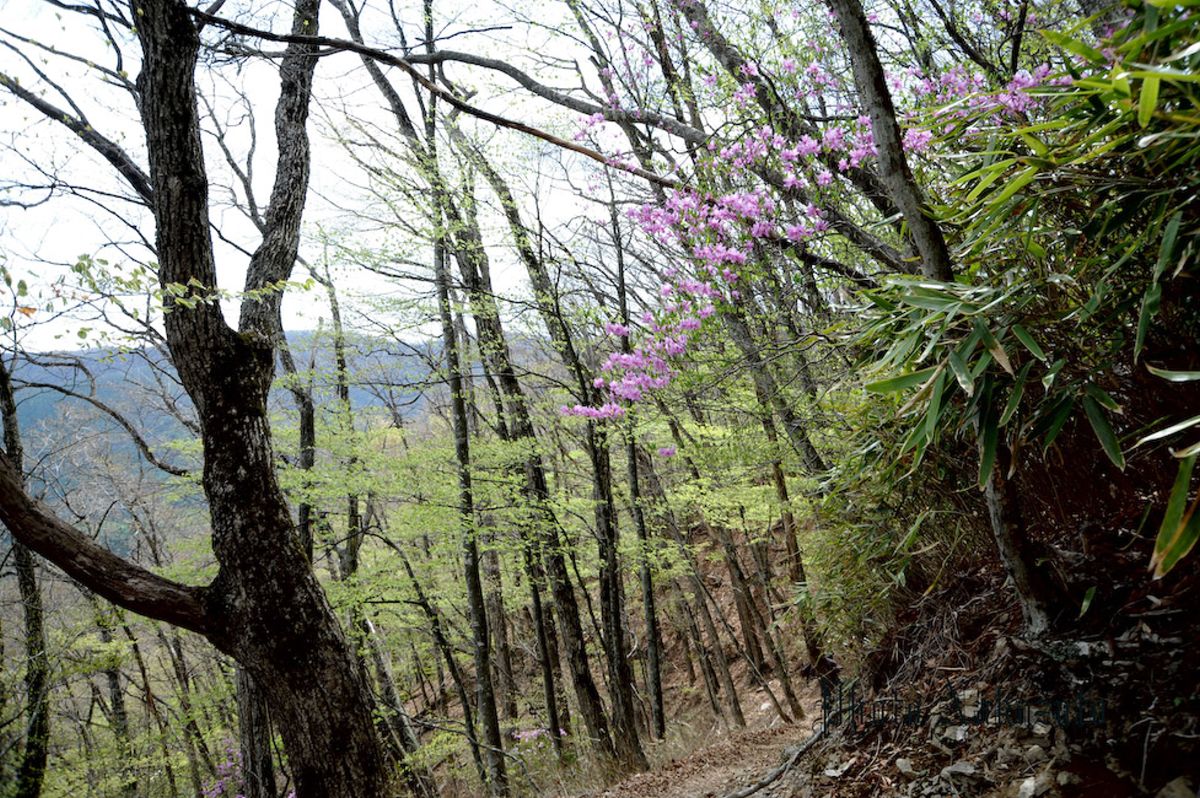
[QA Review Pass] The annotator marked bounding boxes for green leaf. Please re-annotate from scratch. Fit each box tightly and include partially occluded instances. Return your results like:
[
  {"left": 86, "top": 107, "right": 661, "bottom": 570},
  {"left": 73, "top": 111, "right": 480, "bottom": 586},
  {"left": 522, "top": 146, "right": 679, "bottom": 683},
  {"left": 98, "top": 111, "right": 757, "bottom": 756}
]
[
  {"left": 1135, "top": 283, "right": 1163, "bottom": 362},
  {"left": 985, "top": 166, "right": 1038, "bottom": 210},
  {"left": 1151, "top": 455, "right": 1200, "bottom": 578},
  {"left": 1085, "top": 384, "right": 1122, "bottom": 413},
  {"left": 1019, "top": 132, "right": 1050, "bottom": 157},
  {"left": 1147, "top": 364, "right": 1200, "bottom": 382},
  {"left": 1042, "top": 358, "right": 1065, "bottom": 390},
  {"left": 1041, "top": 29, "right": 1105, "bottom": 63},
  {"left": 1012, "top": 324, "right": 1047, "bottom": 361},
  {"left": 1042, "top": 398, "right": 1075, "bottom": 452},
  {"left": 1126, "top": 67, "right": 1200, "bottom": 83},
  {"left": 948, "top": 350, "right": 974, "bottom": 397},
  {"left": 1135, "top": 414, "right": 1200, "bottom": 448},
  {"left": 978, "top": 406, "right": 999, "bottom": 489},
  {"left": 1138, "top": 76, "right": 1160, "bottom": 128},
  {"left": 1083, "top": 396, "right": 1126, "bottom": 470},
  {"left": 1000, "top": 362, "right": 1033, "bottom": 426},
  {"left": 865, "top": 367, "right": 939, "bottom": 394},
  {"left": 1078, "top": 586, "right": 1097, "bottom": 619},
  {"left": 925, "top": 370, "right": 946, "bottom": 442},
  {"left": 1154, "top": 212, "right": 1183, "bottom": 282},
  {"left": 962, "top": 159, "right": 1017, "bottom": 202}
]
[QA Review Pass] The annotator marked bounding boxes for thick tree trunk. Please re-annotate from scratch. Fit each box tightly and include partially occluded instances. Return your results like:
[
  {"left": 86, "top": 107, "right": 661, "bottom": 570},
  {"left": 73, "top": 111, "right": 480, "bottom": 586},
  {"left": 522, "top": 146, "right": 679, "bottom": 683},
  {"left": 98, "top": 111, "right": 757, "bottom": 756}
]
[
  {"left": 236, "top": 669, "right": 276, "bottom": 798},
  {"left": 135, "top": 3, "right": 397, "bottom": 795}
]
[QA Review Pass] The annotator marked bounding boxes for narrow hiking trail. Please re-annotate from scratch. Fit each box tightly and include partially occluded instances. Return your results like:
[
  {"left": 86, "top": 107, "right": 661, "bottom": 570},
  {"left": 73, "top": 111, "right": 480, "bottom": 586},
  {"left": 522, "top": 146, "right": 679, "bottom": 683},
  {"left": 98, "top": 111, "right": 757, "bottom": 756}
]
[{"left": 575, "top": 688, "right": 825, "bottom": 798}]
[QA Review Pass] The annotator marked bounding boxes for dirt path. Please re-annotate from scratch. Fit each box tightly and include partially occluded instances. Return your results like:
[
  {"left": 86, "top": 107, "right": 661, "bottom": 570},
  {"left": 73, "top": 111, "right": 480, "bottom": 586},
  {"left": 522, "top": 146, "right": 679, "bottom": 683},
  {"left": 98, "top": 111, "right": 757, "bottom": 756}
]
[
  {"left": 579, "top": 724, "right": 813, "bottom": 798},
  {"left": 577, "top": 688, "right": 825, "bottom": 798}
]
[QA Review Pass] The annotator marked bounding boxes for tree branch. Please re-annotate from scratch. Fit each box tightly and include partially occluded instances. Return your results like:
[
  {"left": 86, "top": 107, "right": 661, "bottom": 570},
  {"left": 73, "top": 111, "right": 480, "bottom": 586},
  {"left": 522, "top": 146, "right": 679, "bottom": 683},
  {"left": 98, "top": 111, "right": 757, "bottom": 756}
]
[
  {"left": 0, "top": 72, "right": 153, "bottom": 203},
  {"left": 15, "top": 381, "right": 191, "bottom": 477},
  {"left": 189, "top": 8, "right": 680, "bottom": 189},
  {"left": 0, "top": 451, "right": 212, "bottom": 636}
]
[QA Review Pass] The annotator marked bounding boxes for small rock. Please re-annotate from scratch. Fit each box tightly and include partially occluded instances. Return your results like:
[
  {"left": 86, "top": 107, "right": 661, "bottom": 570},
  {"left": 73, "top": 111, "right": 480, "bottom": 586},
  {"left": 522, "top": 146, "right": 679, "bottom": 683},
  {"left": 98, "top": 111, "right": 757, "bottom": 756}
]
[
  {"left": 1024, "top": 744, "right": 1047, "bottom": 764},
  {"left": 896, "top": 758, "right": 918, "bottom": 779},
  {"left": 996, "top": 745, "right": 1022, "bottom": 766},
  {"left": 1156, "top": 776, "right": 1196, "bottom": 798},
  {"left": 1057, "top": 771, "right": 1081, "bottom": 787},
  {"left": 1018, "top": 772, "right": 1053, "bottom": 798},
  {"left": 958, "top": 689, "right": 981, "bottom": 718},
  {"left": 943, "top": 725, "right": 969, "bottom": 742},
  {"left": 940, "top": 761, "right": 976, "bottom": 780}
]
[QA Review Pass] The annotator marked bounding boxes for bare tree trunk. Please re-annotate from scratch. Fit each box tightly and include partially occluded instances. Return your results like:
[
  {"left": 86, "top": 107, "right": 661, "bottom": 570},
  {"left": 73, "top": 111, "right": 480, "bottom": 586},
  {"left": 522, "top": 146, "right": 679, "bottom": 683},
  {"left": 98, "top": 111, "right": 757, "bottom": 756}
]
[
  {"left": 0, "top": 359, "right": 49, "bottom": 798},
  {"left": 980, "top": 435, "right": 1056, "bottom": 636},
  {"left": 482, "top": 545, "right": 519, "bottom": 720},
  {"left": 826, "top": 0, "right": 953, "bottom": 280},
  {"left": 434, "top": 223, "right": 508, "bottom": 796},
  {"left": 360, "top": 615, "right": 440, "bottom": 798},
  {"left": 671, "top": 580, "right": 725, "bottom": 724},
  {"left": 96, "top": 616, "right": 137, "bottom": 798},
  {"left": 627, "top": 437, "right": 665, "bottom": 741},
  {"left": 754, "top": 391, "right": 826, "bottom": 667},
  {"left": 638, "top": 451, "right": 746, "bottom": 727},
  {"left": 610, "top": 198, "right": 665, "bottom": 743},
  {"left": 444, "top": 150, "right": 612, "bottom": 760},
  {"left": 124, "top": 623, "right": 188, "bottom": 798},
  {"left": 722, "top": 301, "right": 826, "bottom": 473},
  {"left": 391, "top": 535, "right": 488, "bottom": 786},
  {"left": 714, "top": 524, "right": 768, "bottom": 683},
  {"left": 590, "top": 429, "right": 650, "bottom": 771}
]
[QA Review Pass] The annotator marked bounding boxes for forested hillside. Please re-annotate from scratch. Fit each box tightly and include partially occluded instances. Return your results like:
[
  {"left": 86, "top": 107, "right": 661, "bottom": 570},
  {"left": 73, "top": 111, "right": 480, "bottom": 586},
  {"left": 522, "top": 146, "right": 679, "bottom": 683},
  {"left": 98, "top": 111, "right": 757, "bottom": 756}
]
[{"left": 0, "top": 0, "right": 1197, "bottom": 796}]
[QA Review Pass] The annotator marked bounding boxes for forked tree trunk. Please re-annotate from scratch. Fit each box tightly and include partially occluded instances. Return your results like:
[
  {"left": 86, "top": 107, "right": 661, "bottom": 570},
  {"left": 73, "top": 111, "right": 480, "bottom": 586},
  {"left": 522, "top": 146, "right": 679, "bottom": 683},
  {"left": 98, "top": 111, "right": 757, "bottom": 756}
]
[{"left": 0, "top": 2, "right": 400, "bottom": 795}]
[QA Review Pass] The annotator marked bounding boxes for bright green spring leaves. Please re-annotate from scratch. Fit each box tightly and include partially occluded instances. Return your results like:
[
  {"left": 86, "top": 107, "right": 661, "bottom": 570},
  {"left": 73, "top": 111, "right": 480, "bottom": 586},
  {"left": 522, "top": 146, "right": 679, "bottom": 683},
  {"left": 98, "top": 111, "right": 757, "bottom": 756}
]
[{"left": 863, "top": 0, "right": 1199, "bottom": 574}]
